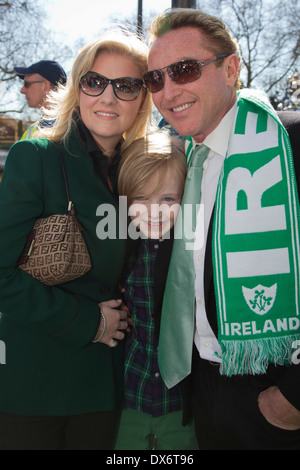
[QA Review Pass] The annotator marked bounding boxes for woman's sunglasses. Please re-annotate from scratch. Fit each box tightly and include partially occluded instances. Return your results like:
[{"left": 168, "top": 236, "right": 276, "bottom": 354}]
[
  {"left": 79, "top": 71, "right": 144, "bottom": 101},
  {"left": 143, "top": 54, "right": 230, "bottom": 93}
]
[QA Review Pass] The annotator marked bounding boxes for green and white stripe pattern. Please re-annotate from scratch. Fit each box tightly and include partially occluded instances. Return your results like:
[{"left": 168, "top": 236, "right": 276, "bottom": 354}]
[{"left": 212, "top": 89, "right": 300, "bottom": 375}]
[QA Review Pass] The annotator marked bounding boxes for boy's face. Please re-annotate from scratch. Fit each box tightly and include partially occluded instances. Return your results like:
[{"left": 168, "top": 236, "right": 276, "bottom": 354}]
[{"left": 129, "top": 165, "right": 184, "bottom": 239}]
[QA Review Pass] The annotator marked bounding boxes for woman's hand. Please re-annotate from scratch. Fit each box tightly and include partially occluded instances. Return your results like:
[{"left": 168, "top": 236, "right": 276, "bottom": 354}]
[
  {"left": 119, "top": 286, "right": 133, "bottom": 333},
  {"left": 96, "top": 299, "right": 128, "bottom": 348}
]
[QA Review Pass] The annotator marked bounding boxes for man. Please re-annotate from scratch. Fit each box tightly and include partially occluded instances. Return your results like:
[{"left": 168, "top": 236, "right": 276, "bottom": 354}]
[
  {"left": 144, "top": 8, "right": 300, "bottom": 449},
  {"left": 14, "top": 60, "right": 67, "bottom": 139}
]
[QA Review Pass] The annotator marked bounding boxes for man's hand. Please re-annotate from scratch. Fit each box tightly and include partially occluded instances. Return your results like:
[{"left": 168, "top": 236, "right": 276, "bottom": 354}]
[{"left": 258, "top": 385, "right": 300, "bottom": 430}]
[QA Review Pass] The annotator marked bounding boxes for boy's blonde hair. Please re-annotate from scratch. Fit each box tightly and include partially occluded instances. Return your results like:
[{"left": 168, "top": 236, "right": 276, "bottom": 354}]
[
  {"left": 38, "top": 28, "right": 153, "bottom": 152},
  {"left": 118, "top": 130, "right": 187, "bottom": 207}
]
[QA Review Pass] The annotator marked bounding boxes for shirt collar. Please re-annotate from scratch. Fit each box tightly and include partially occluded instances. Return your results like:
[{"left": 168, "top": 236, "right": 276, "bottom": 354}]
[{"left": 191, "top": 101, "right": 237, "bottom": 158}]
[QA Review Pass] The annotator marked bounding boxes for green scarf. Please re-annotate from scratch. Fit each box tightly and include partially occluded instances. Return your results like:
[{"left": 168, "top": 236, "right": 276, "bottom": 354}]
[{"left": 190, "top": 89, "right": 300, "bottom": 376}]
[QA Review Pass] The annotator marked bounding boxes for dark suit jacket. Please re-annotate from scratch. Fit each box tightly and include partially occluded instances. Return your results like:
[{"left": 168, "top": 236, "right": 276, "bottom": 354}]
[{"left": 204, "top": 111, "right": 300, "bottom": 411}]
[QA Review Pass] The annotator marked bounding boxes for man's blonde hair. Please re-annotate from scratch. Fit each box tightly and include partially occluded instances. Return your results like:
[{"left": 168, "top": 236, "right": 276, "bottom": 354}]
[
  {"left": 118, "top": 130, "right": 187, "bottom": 207},
  {"left": 38, "top": 29, "right": 153, "bottom": 152},
  {"left": 149, "top": 8, "right": 241, "bottom": 89}
]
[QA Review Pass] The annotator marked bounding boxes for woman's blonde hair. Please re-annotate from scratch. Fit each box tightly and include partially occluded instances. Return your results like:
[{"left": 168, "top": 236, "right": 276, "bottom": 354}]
[
  {"left": 149, "top": 8, "right": 241, "bottom": 90},
  {"left": 118, "top": 130, "right": 187, "bottom": 207},
  {"left": 38, "top": 28, "right": 153, "bottom": 151}
]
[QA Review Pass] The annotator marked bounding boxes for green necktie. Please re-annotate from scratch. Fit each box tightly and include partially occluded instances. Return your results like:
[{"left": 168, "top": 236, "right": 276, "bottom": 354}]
[{"left": 158, "top": 144, "right": 210, "bottom": 389}]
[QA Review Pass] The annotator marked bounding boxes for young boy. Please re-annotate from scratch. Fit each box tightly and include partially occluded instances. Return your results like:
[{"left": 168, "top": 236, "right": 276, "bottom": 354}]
[{"left": 115, "top": 131, "right": 197, "bottom": 450}]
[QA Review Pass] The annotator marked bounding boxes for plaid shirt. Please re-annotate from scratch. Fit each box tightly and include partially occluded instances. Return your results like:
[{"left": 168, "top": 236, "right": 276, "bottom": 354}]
[{"left": 123, "top": 238, "right": 182, "bottom": 417}]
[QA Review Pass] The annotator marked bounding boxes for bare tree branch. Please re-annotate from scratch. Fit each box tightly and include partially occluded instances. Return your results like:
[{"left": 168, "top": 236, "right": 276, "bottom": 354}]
[
  {"left": 197, "top": 0, "right": 299, "bottom": 95},
  {"left": 0, "top": 0, "right": 73, "bottom": 117}
]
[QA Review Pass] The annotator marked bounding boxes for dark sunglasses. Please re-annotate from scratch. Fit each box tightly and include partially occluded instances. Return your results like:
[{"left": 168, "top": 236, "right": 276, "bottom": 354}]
[
  {"left": 23, "top": 80, "right": 46, "bottom": 88},
  {"left": 143, "top": 53, "right": 230, "bottom": 93},
  {"left": 79, "top": 71, "right": 144, "bottom": 101}
]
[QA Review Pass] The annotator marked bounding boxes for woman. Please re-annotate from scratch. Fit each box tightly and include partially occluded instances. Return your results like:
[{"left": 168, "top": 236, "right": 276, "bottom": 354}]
[{"left": 0, "top": 29, "right": 152, "bottom": 450}]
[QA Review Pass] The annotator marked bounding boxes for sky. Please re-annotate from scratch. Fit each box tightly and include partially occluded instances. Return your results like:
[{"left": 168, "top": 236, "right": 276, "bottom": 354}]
[
  {"left": 5, "top": 0, "right": 173, "bottom": 121},
  {"left": 43, "top": 0, "right": 173, "bottom": 45}
]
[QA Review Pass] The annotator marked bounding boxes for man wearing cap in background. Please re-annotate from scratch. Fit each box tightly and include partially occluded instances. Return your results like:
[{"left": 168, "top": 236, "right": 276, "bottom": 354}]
[{"left": 14, "top": 60, "right": 67, "bottom": 139}]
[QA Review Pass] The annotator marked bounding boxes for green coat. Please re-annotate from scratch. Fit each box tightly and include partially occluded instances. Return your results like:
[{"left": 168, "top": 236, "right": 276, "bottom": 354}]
[{"left": 0, "top": 128, "right": 125, "bottom": 415}]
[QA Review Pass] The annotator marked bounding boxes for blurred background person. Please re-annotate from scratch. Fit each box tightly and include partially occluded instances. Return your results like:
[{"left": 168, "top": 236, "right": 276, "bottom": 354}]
[{"left": 14, "top": 60, "right": 67, "bottom": 139}]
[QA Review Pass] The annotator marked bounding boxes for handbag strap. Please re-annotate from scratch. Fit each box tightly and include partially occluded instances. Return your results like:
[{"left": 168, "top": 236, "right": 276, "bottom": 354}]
[{"left": 55, "top": 143, "right": 84, "bottom": 231}]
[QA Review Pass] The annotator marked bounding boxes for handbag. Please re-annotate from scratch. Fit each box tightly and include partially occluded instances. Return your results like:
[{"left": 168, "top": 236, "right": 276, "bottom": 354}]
[{"left": 18, "top": 145, "right": 91, "bottom": 286}]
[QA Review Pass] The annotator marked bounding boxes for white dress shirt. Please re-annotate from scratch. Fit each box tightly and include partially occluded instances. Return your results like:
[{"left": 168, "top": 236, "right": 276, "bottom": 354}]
[{"left": 189, "top": 103, "right": 237, "bottom": 362}]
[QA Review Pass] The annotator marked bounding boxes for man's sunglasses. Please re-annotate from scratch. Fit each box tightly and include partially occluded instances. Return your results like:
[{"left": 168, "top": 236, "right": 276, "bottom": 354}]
[
  {"left": 143, "top": 53, "right": 230, "bottom": 93},
  {"left": 79, "top": 71, "right": 144, "bottom": 101},
  {"left": 23, "top": 80, "right": 46, "bottom": 88}
]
